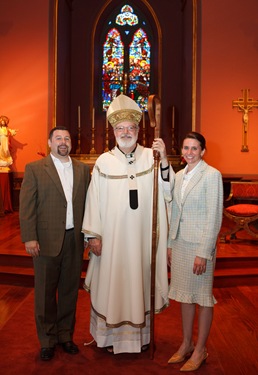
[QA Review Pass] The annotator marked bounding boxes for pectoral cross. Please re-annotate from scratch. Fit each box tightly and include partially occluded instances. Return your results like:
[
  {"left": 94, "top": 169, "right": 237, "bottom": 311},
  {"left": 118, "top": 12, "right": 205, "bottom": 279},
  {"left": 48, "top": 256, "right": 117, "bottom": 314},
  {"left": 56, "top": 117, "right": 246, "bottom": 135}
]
[{"left": 232, "top": 89, "right": 258, "bottom": 152}]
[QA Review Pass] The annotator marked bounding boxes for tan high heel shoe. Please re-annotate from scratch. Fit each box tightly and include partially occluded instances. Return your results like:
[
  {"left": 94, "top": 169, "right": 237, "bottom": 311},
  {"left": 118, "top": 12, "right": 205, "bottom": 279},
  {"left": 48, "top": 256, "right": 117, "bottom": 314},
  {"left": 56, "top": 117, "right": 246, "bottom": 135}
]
[
  {"left": 168, "top": 345, "right": 195, "bottom": 364},
  {"left": 180, "top": 351, "right": 208, "bottom": 372}
]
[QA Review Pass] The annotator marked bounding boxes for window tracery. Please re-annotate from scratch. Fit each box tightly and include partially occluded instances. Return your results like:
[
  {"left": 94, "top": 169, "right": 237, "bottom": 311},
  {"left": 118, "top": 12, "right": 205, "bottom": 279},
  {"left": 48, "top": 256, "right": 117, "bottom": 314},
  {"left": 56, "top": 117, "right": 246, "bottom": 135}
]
[{"left": 102, "top": 5, "right": 151, "bottom": 111}]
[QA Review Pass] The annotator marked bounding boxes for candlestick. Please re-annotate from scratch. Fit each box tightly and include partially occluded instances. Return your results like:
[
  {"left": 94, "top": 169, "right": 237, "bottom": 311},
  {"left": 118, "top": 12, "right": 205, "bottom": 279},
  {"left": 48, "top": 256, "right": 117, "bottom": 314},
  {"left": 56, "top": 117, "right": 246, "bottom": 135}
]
[
  {"left": 104, "top": 111, "right": 109, "bottom": 152},
  {"left": 90, "top": 107, "right": 96, "bottom": 154},
  {"left": 171, "top": 105, "right": 176, "bottom": 155},
  {"left": 92, "top": 107, "right": 95, "bottom": 129},
  {"left": 142, "top": 110, "right": 146, "bottom": 147},
  {"left": 78, "top": 106, "right": 81, "bottom": 129},
  {"left": 172, "top": 105, "right": 175, "bottom": 129},
  {"left": 142, "top": 110, "right": 145, "bottom": 129}
]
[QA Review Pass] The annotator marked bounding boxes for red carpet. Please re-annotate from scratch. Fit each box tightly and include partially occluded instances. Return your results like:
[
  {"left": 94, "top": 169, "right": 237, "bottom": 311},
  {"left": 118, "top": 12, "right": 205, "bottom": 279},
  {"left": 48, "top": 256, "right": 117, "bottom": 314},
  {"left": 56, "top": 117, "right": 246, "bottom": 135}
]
[{"left": 0, "top": 288, "right": 226, "bottom": 375}]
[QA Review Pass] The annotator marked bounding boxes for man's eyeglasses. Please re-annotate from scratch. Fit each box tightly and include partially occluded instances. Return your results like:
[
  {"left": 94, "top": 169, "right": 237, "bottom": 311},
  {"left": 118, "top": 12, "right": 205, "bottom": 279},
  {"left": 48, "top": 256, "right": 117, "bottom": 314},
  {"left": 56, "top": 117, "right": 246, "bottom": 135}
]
[{"left": 114, "top": 125, "right": 138, "bottom": 132}]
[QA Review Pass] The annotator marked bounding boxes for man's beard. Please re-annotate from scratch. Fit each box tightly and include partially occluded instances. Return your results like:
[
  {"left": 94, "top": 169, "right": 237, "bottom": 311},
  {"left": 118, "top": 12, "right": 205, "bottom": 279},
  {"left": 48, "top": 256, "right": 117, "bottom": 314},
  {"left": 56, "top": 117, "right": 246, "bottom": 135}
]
[
  {"left": 57, "top": 145, "right": 70, "bottom": 156},
  {"left": 116, "top": 134, "right": 138, "bottom": 149}
]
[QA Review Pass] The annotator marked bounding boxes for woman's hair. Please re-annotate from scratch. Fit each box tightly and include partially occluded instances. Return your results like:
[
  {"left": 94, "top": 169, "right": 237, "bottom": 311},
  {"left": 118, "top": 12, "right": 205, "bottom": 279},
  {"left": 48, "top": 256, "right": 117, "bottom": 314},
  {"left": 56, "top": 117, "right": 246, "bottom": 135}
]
[{"left": 183, "top": 131, "right": 206, "bottom": 150}]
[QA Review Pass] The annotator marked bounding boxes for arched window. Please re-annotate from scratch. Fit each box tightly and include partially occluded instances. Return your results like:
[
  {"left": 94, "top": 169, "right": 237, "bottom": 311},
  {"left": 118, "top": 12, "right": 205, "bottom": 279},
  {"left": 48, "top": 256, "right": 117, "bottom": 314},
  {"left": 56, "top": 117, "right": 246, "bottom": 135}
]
[
  {"left": 102, "top": 5, "right": 152, "bottom": 111},
  {"left": 102, "top": 28, "right": 124, "bottom": 110}
]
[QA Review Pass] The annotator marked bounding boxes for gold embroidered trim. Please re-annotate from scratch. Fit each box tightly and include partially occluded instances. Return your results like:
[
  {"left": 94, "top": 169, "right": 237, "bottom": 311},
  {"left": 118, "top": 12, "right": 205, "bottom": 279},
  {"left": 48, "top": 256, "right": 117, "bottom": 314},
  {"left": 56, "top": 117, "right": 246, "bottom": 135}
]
[
  {"left": 81, "top": 230, "right": 101, "bottom": 240},
  {"left": 108, "top": 109, "right": 142, "bottom": 127},
  {"left": 95, "top": 164, "right": 154, "bottom": 179},
  {"left": 91, "top": 304, "right": 147, "bottom": 328},
  {"left": 83, "top": 283, "right": 90, "bottom": 293},
  {"left": 81, "top": 298, "right": 170, "bottom": 328}
]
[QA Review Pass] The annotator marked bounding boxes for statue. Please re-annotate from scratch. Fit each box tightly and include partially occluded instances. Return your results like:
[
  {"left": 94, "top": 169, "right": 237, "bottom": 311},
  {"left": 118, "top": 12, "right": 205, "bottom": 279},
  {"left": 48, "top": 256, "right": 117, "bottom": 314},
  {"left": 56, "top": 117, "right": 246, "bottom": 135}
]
[
  {"left": 0, "top": 115, "right": 18, "bottom": 172},
  {"left": 232, "top": 89, "right": 258, "bottom": 152}
]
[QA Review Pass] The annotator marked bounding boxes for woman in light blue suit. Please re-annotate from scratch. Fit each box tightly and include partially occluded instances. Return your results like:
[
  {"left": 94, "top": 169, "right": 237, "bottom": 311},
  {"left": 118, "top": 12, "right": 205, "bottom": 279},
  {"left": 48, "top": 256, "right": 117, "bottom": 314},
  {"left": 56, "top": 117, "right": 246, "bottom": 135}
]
[{"left": 167, "top": 132, "right": 223, "bottom": 372}]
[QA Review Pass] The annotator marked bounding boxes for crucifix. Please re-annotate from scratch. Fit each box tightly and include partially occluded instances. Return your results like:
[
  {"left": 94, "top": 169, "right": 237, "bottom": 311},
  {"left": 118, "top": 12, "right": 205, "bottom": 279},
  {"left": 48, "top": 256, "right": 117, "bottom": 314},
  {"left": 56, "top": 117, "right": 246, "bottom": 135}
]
[{"left": 232, "top": 89, "right": 258, "bottom": 152}]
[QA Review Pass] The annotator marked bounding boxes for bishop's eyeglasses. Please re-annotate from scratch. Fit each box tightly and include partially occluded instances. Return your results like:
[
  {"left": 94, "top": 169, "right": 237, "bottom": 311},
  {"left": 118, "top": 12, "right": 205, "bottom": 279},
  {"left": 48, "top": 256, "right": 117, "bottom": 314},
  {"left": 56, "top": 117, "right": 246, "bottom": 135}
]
[{"left": 114, "top": 125, "right": 138, "bottom": 132}]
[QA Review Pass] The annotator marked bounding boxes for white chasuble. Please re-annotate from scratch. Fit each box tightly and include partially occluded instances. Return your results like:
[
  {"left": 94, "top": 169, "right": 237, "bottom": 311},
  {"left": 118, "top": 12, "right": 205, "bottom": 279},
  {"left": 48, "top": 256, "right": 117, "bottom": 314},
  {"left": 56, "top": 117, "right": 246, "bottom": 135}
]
[{"left": 82, "top": 144, "right": 173, "bottom": 353}]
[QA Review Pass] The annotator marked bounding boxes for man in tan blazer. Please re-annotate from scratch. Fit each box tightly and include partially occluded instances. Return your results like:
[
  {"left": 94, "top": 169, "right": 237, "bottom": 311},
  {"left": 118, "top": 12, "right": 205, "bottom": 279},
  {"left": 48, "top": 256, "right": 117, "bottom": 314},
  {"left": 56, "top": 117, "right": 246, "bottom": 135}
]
[{"left": 19, "top": 127, "right": 90, "bottom": 361}]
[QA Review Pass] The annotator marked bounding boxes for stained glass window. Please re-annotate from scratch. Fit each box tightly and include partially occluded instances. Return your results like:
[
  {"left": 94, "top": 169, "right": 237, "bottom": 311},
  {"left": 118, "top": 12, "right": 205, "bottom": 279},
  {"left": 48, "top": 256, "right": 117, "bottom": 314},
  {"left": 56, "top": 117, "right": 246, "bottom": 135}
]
[
  {"left": 128, "top": 29, "right": 151, "bottom": 111},
  {"left": 116, "top": 5, "right": 138, "bottom": 26},
  {"left": 102, "top": 5, "right": 151, "bottom": 111},
  {"left": 102, "top": 28, "right": 124, "bottom": 110}
]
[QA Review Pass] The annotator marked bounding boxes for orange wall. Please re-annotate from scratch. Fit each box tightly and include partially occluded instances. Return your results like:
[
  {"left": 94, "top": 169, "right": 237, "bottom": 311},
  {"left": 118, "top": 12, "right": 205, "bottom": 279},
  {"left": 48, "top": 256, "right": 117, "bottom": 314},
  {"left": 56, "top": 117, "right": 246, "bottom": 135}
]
[
  {"left": 1, "top": 0, "right": 49, "bottom": 173},
  {"left": 200, "top": 0, "right": 258, "bottom": 175},
  {"left": 2, "top": 0, "right": 258, "bottom": 176}
]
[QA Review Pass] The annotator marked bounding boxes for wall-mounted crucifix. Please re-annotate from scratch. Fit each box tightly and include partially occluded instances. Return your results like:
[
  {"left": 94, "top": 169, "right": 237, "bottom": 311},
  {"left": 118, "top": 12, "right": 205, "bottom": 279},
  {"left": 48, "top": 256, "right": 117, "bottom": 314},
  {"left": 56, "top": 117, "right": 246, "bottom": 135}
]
[{"left": 232, "top": 89, "right": 258, "bottom": 152}]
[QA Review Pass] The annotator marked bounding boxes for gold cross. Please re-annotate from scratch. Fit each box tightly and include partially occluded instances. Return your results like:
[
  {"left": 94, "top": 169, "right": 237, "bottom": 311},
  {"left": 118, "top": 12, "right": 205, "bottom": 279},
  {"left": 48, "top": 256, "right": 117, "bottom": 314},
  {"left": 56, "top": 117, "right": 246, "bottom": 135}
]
[{"left": 232, "top": 89, "right": 258, "bottom": 152}]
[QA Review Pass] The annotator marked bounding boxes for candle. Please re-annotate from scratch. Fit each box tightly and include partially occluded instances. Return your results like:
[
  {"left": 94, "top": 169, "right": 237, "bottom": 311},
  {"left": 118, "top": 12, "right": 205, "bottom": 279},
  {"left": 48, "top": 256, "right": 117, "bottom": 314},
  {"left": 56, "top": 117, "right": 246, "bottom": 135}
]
[
  {"left": 78, "top": 106, "right": 81, "bottom": 129},
  {"left": 142, "top": 110, "right": 145, "bottom": 128},
  {"left": 106, "top": 115, "right": 108, "bottom": 129},
  {"left": 92, "top": 107, "right": 95, "bottom": 129},
  {"left": 172, "top": 105, "right": 175, "bottom": 129}
]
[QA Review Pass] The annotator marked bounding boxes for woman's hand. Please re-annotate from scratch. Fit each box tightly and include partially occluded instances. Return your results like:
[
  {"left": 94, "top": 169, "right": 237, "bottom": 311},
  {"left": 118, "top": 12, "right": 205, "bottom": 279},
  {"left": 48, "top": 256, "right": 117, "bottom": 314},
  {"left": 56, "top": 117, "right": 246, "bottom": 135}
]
[
  {"left": 193, "top": 256, "right": 207, "bottom": 275},
  {"left": 167, "top": 247, "right": 172, "bottom": 267}
]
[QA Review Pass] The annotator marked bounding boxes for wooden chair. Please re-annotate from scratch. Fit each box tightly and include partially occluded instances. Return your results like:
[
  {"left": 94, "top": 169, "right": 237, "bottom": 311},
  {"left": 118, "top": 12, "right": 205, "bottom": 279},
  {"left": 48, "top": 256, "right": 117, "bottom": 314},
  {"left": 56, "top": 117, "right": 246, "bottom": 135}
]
[{"left": 220, "top": 181, "right": 258, "bottom": 242}]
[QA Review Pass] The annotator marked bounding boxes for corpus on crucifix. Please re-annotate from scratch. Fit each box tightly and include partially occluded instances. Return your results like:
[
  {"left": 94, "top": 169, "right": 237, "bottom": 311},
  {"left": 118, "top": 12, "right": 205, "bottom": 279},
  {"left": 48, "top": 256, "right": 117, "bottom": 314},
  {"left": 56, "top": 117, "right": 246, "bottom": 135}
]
[{"left": 232, "top": 89, "right": 258, "bottom": 152}]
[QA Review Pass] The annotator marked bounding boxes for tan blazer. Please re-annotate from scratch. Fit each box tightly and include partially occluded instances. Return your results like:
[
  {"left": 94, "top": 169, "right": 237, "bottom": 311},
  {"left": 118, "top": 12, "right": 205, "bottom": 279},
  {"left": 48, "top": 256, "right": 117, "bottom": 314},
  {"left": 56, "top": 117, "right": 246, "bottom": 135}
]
[
  {"left": 19, "top": 155, "right": 90, "bottom": 256},
  {"left": 168, "top": 160, "right": 223, "bottom": 260}
]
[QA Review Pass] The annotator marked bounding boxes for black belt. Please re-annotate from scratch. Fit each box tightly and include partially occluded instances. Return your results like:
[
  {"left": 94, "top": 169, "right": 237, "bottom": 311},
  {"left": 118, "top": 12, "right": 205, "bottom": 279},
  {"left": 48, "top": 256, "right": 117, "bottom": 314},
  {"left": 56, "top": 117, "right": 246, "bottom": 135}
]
[{"left": 65, "top": 227, "right": 74, "bottom": 232}]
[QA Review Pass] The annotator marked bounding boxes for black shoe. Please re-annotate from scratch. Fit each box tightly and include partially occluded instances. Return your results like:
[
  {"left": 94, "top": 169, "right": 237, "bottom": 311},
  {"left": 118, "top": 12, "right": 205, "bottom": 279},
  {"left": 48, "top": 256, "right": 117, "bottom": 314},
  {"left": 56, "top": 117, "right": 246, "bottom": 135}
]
[
  {"left": 141, "top": 344, "right": 150, "bottom": 352},
  {"left": 61, "top": 341, "right": 79, "bottom": 354},
  {"left": 40, "top": 347, "right": 55, "bottom": 361}
]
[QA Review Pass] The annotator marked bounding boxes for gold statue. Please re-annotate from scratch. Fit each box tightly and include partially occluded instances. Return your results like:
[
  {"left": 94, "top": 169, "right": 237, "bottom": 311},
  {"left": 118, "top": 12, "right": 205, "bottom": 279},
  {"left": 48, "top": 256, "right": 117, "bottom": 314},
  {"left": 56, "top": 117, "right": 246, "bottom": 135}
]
[{"left": 0, "top": 116, "right": 18, "bottom": 171}]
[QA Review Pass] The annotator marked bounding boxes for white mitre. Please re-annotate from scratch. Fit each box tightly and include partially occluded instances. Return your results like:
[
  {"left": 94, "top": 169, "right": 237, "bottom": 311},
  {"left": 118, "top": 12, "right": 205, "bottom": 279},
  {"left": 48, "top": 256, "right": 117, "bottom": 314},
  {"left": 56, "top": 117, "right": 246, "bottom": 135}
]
[{"left": 107, "top": 94, "right": 142, "bottom": 127}]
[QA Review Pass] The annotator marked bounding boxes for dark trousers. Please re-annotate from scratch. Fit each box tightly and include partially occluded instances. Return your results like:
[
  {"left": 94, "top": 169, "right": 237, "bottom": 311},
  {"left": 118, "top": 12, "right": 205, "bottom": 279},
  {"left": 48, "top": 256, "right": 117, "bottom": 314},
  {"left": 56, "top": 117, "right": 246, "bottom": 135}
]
[{"left": 33, "top": 230, "right": 83, "bottom": 347}]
